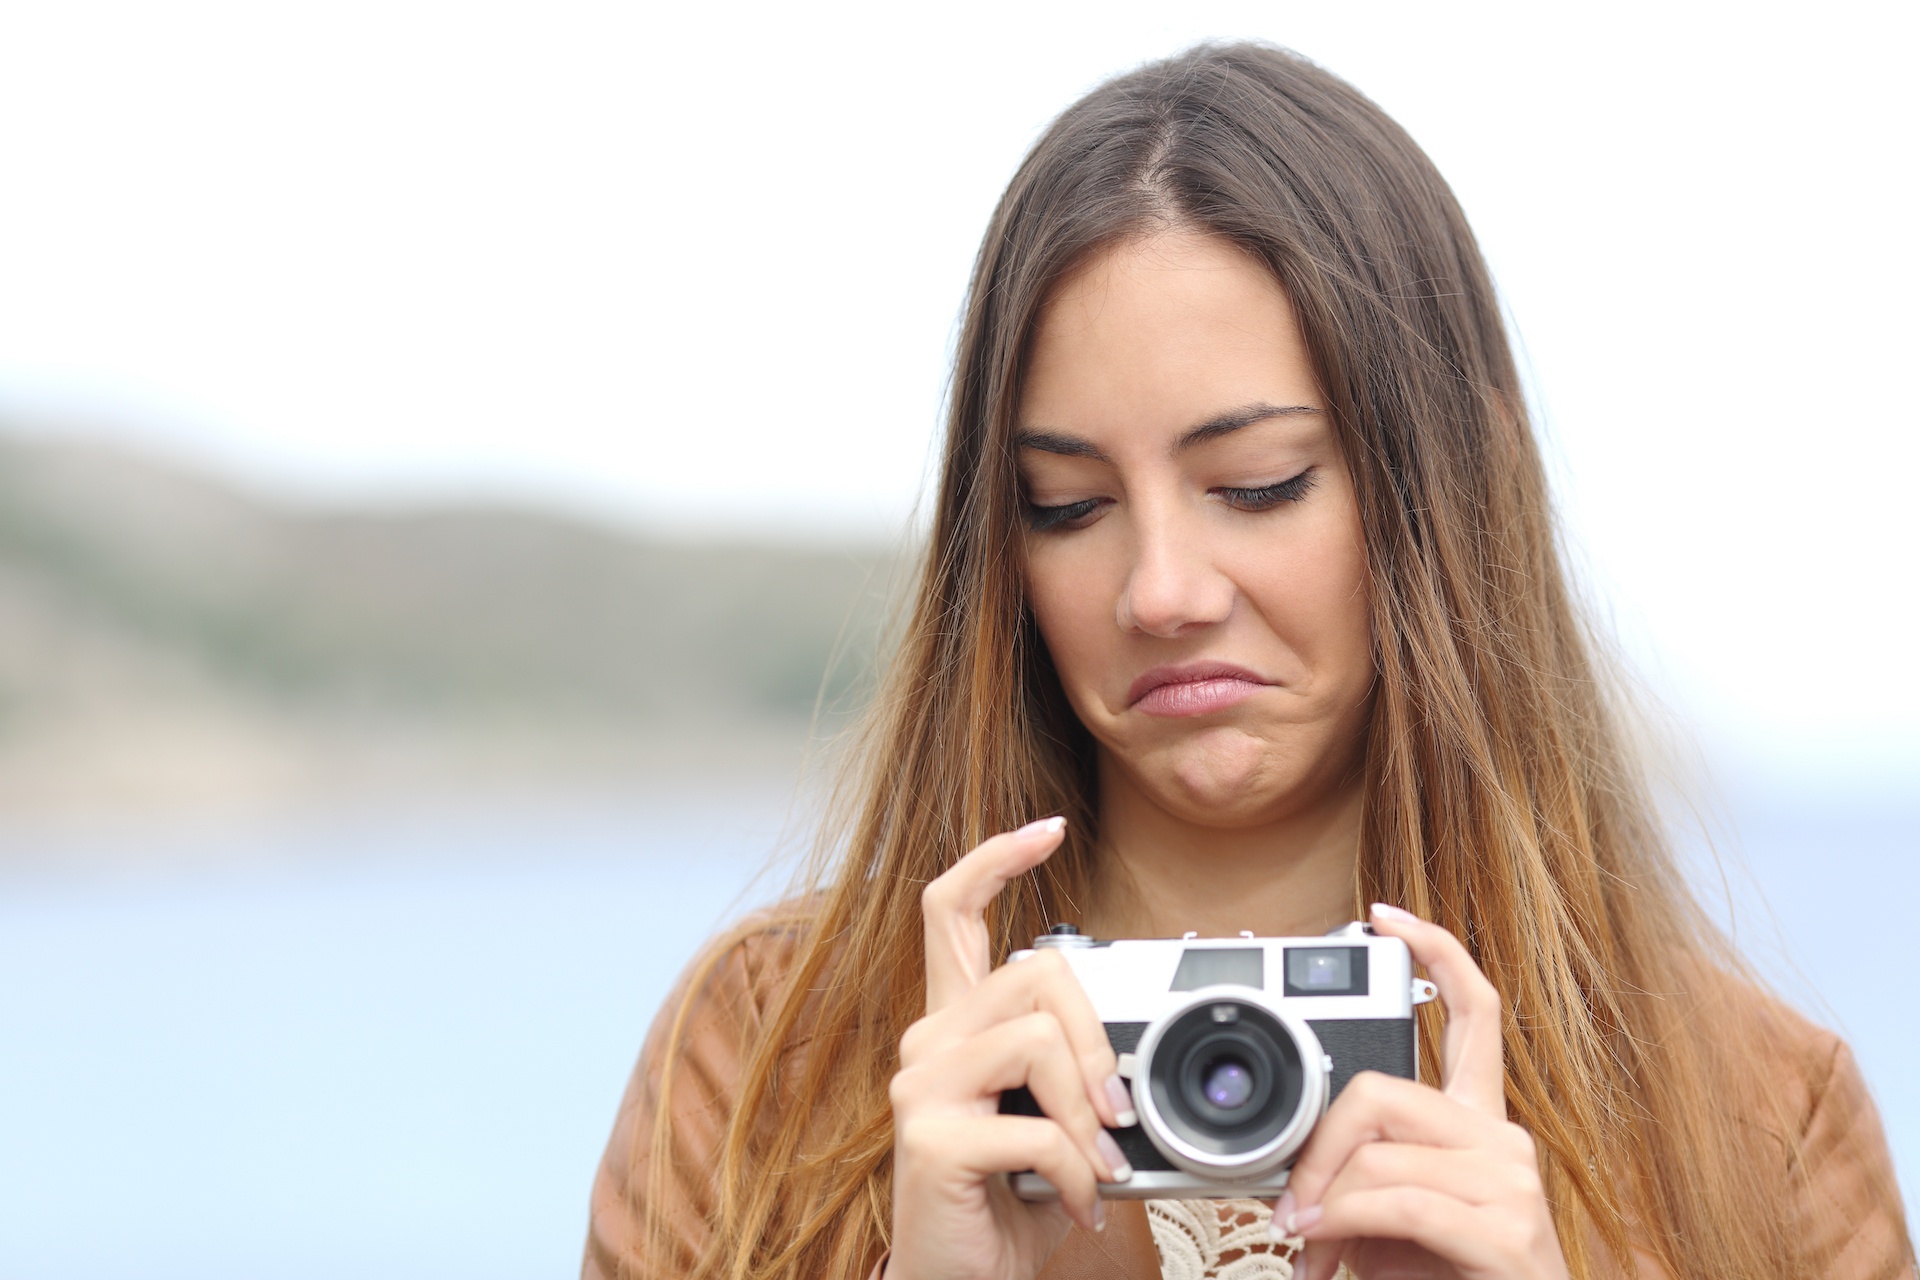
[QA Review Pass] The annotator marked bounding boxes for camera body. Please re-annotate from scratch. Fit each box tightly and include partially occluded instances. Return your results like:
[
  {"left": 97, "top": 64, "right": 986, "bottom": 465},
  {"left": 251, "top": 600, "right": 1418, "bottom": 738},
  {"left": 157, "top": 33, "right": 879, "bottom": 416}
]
[{"left": 999, "top": 922, "right": 1434, "bottom": 1199}]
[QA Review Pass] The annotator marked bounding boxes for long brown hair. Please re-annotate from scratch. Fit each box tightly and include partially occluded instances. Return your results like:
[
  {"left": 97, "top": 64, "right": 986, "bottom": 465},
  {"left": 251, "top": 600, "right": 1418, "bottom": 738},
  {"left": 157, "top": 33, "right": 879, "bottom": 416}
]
[{"left": 640, "top": 42, "right": 1828, "bottom": 1280}]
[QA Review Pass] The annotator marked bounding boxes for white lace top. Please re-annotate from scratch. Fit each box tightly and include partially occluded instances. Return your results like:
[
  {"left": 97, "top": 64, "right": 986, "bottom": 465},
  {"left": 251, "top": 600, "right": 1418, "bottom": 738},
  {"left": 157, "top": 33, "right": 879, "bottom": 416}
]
[{"left": 1145, "top": 1199, "right": 1303, "bottom": 1279}]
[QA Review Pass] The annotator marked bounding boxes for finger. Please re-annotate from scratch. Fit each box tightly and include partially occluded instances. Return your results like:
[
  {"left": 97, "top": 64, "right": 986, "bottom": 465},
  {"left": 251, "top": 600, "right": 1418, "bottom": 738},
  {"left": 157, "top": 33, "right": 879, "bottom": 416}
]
[
  {"left": 1312, "top": 1138, "right": 1541, "bottom": 1210},
  {"left": 1369, "top": 902, "right": 1506, "bottom": 1116},
  {"left": 896, "top": 1113, "right": 1102, "bottom": 1233},
  {"left": 922, "top": 818, "right": 1067, "bottom": 1012},
  {"left": 1295, "top": 1186, "right": 1514, "bottom": 1277},
  {"left": 893, "top": 1011, "right": 1130, "bottom": 1182},
  {"left": 904, "top": 948, "right": 1124, "bottom": 1126},
  {"left": 1283, "top": 1070, "right": 1498, "bottom": 1210},
  {"left": 1294, "top": 1240, "right": 1351, "bottom": 1280}
]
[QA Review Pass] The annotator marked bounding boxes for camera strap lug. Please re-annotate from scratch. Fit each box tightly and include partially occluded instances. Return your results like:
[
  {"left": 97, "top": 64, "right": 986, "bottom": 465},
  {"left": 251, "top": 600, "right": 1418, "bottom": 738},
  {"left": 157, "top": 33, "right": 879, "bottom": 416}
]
[{"left": 1411, "top": 978, "right": 1438, "bottom": 1005}]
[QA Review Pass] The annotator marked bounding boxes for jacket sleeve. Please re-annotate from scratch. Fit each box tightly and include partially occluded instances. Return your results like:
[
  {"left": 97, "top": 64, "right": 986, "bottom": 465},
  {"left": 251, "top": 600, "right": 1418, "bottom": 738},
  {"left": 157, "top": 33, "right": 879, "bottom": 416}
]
[
  {"left": 1791, "top": 1034, "right": 1915, "bottom": 1278},
  {"left": 582, "top": 921, "right": 802, "bottom": 1280}
]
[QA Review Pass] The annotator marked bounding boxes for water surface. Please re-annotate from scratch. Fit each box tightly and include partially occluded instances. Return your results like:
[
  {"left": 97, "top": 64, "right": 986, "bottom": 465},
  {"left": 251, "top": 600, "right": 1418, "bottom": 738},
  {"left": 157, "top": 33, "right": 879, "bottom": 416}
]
[{"left": 0, "top": 788, "right": 1911, "bottom": 1278}]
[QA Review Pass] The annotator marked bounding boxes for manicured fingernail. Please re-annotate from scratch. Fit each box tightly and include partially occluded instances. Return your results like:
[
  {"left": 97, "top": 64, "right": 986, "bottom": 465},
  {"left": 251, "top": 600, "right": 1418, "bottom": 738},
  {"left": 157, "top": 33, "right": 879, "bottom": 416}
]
[
  {"left": 1093, "top": 1199, "right": 1108, "bottom": 1232},
  {"left": 1267, "top": 1192, "right": 1294, "bottom": 1240},
  {"left": 1288, "top": 1204, "right": 1322, "bottom": 1234},
  {"left": 1016, "top": 816, "right": 1066, "bottom": 836},
  {"left": 1104, "top": 1074, "right": 1137, "bottom": 1127},
  {"left": 1370, "top": 902, "right": 1416, "bottom": 922},
  {"left": 1095, "top": 1129, "right": 1132, "bottom": 1181}
]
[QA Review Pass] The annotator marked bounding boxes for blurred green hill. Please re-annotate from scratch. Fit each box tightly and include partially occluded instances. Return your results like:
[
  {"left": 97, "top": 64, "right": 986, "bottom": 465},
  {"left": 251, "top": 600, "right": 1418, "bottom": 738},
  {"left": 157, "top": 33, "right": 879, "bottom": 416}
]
[{"left": 0, "top": 432, "right": 902, "bottom": 820}]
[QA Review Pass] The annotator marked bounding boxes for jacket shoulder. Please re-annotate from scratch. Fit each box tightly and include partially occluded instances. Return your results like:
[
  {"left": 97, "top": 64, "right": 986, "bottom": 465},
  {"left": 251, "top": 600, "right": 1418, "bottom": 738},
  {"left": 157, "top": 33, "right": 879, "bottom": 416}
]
[
  {"left": 1703, "top": 975, "right": 1870, "bottom": 1135},
  {"left": 1703, "top": 973, "right": 1914, "bottom": 1275},
  {"left": 582, "top": 900, "right": 822, "bottom": 1280},
  {"left": 674, "top": 899, "right": 819, "bottom": 1038}
]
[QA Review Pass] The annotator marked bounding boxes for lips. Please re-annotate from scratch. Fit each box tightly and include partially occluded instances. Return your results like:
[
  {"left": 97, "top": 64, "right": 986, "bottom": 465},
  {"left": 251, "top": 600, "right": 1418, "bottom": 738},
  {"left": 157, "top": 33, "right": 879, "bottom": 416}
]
[{"left": 1126, "top": 661, "right": 1272, "bottom": 718}]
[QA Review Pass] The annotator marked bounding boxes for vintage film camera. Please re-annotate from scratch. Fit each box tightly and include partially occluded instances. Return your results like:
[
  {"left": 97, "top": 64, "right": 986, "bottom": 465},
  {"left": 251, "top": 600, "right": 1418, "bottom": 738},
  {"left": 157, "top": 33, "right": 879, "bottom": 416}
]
[{"left": 1000, "top": 922, "right": 1436, "bottom": 1198}]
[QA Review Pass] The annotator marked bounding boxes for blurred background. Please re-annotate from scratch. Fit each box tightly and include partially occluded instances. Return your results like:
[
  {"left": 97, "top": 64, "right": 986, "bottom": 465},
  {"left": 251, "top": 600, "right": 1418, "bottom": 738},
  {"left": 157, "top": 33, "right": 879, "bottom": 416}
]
[{"left": 0, "top": 1, "right": 1913, "bottom": 1275}]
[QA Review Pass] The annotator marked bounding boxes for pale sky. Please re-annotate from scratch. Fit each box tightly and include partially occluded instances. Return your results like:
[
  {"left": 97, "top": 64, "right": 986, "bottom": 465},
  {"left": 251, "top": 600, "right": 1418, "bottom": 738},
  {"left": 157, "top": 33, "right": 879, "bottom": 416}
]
[{"left": 0, "top": 0, "right": 1914, "bottom": 783}]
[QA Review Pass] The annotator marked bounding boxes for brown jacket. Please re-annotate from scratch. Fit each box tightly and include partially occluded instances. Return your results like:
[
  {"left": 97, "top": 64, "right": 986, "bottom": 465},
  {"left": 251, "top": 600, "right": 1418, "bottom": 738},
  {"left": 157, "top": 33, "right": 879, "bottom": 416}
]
[{"left": 583, "top": 915, "right": 1914, "bottom": 1280}]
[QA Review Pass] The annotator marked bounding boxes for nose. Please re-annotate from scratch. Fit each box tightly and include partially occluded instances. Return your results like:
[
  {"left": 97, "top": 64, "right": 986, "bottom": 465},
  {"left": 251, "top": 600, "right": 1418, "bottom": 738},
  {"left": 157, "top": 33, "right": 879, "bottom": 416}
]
[{"left": 1116, "top": 508, "right": 1235, "bottom": 637}]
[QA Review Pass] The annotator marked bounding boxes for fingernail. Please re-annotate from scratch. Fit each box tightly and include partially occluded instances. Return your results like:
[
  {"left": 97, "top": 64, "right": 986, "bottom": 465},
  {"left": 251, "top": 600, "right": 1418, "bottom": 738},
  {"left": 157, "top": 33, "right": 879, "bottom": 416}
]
[
  {"left": 1016, "top": 816, "right": 1066, "bottom": 836},
  {"left": 1370, "top": 902, "right": 1416, "bottom": 923},
  {"left": 1288, "top": 1204, "right": 1322, "bottom": 1234},
  {"left": 1104, "top": 1074, "right": 1138, "bottom": 1127},
  {"left": 1095, "top": 1129, "right": 1132, "bottom": 1181},
  {"left": 1268, "top": 1190, "right": 1295, "bottom": 1240},
  {"left": 1093, "top": 1198, "right": 1108, "bottom": 1232}
]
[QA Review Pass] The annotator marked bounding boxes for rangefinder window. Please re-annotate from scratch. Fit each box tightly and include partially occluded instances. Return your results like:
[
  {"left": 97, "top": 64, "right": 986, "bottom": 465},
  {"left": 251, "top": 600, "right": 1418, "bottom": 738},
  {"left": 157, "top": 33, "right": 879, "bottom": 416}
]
[
  {"left": 1170, "top": 947, "right": 1264, "bottom": 991},
  {"left": 1282, "top": 946, "right": 1368, "bottom": 996}
]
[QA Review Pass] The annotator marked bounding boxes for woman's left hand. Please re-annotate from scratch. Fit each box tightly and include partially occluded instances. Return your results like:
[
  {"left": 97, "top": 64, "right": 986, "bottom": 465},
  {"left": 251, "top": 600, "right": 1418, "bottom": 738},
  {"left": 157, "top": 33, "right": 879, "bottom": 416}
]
[{"left": 1277, "top": 903, "right": 1569, "bottom": 1280}]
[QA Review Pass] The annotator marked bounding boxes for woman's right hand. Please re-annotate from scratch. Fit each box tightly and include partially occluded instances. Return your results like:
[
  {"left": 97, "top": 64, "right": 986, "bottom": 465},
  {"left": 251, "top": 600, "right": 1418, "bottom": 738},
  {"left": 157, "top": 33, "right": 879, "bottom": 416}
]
[{"left": 884, "top": 817, "right": 1135, "bottom": 1280}]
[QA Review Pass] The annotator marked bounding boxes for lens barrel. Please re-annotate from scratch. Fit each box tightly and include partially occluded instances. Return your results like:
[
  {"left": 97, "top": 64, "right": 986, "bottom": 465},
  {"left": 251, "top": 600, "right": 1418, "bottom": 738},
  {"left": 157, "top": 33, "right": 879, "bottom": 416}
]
[{"left": 1131, "top": 989, "right": 1327, "bottom": 1180}]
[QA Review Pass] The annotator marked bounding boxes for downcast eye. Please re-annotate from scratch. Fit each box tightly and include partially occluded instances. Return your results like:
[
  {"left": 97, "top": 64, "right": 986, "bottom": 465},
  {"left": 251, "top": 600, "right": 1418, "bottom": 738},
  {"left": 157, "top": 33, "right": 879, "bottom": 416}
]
[
  {"left": 1024, "top": 497, "right": 1108, "bottom": 532},
  {"left": 1215, "top": 467, "right": 1318, "bottom": 512}
]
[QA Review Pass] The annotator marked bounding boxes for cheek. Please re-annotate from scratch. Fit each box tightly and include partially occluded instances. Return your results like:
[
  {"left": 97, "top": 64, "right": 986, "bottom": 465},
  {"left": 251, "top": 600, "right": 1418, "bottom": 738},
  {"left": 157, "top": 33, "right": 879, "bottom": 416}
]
[
  {"left": 1236, "top": 509, "right": 1372, "bottom": 684},
  {"left": 1023, "top": 545, "right": 1118, "bottom": 698}
]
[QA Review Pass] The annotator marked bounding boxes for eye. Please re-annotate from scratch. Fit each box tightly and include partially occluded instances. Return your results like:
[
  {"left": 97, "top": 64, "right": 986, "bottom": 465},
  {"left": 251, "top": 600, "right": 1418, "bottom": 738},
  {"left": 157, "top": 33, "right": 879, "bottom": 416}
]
[
  {"left": 1024, "top": 497, "right": 1110, "bottom": 532},
  {"left": 1214, "top": 467, "right": 1318, "bottom": 512}
]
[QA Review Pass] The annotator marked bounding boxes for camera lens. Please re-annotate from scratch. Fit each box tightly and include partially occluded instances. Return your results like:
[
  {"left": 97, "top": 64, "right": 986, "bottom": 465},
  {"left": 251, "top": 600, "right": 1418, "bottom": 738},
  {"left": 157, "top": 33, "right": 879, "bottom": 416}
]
[
  {"left": 1141, "top": 995, "right": 1309, "bottom": 1170},
  {"left": 1132, "top": 992, "right": 1333, "bottom": 1181},
  {"left": 1202, "top": 1058, "right": 1254, "bottom": 1109}
]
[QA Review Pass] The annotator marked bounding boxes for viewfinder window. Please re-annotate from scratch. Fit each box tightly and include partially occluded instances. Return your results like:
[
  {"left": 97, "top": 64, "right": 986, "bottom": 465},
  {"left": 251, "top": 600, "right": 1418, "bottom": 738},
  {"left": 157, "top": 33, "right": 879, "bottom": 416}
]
[
  {"left": 1169, "top": 947, "right": 1264, "bottom": 991},
  {"left": 1282, "top": 946, "right": 1368, "bottom": 997}
]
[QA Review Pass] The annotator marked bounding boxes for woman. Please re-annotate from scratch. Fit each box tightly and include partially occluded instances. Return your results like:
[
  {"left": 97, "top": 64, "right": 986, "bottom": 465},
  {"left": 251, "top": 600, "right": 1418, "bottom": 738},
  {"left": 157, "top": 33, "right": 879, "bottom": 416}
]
[{"left": 584, "top": 43, "right": 1912, "bottom": 1280}]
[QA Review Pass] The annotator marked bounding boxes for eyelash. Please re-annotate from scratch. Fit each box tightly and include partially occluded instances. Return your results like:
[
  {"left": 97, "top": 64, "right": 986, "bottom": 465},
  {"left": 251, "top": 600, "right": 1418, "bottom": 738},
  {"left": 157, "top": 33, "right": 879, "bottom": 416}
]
[
  {"left": 1023, "top": 467, "right": 1319, "bottom": 532},
  {"left": 1025, "top": 497, "right": 1106, "bottom": 532},
  {"left": 1216, "top": 467, "right": 1318, "bottom": 511}
]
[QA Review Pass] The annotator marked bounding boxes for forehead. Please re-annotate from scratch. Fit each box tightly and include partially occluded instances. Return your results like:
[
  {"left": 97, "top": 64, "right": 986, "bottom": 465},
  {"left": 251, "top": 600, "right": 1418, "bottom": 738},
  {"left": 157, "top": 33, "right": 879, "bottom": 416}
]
[{"left": 1019, "top": 231, "right": 1321, "bottom": 438}]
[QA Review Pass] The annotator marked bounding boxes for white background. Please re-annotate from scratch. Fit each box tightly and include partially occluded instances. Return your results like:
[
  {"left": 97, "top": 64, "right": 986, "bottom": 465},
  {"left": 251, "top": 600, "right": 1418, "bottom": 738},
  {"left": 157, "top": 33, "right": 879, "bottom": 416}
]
[{"left": 0, "top": 0, "right": 1913, "bottom": 776}]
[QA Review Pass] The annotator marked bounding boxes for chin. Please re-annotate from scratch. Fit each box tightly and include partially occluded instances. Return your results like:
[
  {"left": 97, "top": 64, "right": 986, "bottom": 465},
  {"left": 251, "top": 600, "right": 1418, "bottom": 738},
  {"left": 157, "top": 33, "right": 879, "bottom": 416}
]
[{"left": 1156, "top": 728, "right": 1296, "bottom": 820}]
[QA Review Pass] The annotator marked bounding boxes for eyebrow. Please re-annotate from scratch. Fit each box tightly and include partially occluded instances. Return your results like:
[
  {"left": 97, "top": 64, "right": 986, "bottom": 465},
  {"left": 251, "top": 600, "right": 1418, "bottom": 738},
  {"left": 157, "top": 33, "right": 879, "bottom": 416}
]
[{"left": 1013, "top": 402, "right": 1320, "bottom": 462}]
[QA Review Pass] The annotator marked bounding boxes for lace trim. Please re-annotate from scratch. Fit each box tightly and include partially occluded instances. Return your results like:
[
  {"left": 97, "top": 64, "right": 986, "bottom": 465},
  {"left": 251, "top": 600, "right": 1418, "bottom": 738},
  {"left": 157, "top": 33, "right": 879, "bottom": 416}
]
[{"left": 1146, "top": 1199, "right": 1299, "bottom": 1280}]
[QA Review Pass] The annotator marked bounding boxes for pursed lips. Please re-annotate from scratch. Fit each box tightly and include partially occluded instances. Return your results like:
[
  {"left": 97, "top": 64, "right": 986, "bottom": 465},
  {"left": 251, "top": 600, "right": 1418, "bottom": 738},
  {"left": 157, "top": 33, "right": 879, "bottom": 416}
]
[{"left": 1125, "top": 661, "right": 1273, "bottom": 718}]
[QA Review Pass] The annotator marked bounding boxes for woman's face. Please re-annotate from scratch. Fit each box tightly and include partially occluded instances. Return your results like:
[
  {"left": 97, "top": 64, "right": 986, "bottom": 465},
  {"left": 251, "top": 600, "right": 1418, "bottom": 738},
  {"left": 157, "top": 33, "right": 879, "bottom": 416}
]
[{"left": 1018, "top": 231, "right": 1374, "bottom": 829}]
